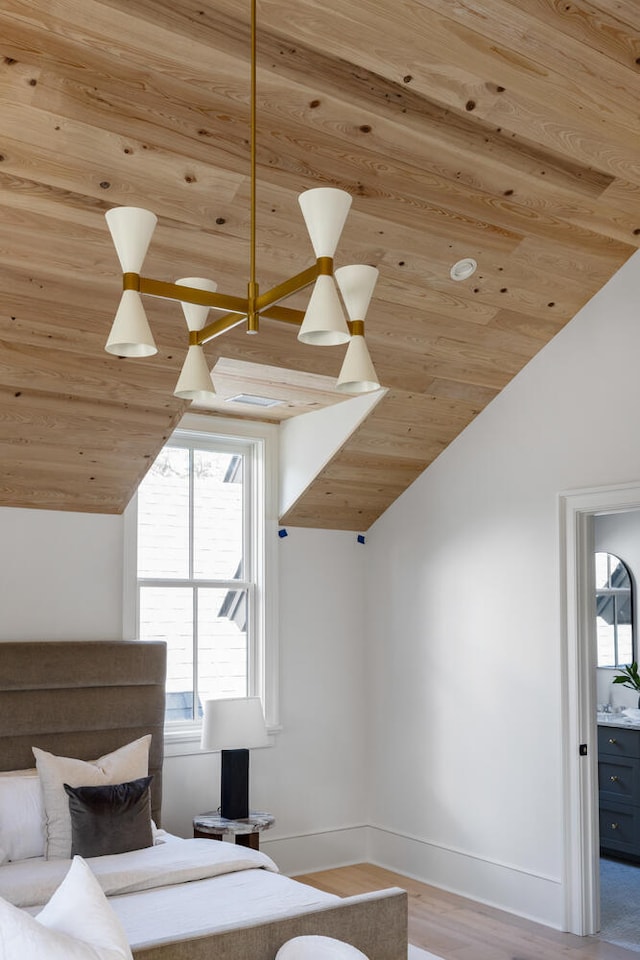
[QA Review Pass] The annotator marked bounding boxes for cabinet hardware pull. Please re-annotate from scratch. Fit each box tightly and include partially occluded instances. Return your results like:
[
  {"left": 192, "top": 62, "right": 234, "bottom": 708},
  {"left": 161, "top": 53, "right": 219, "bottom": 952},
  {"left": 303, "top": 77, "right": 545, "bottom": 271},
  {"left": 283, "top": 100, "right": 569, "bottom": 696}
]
[
  {"left": 609, "top": 738, "right": 617, "bottom": 744},
  {"left": 611, "top": 823, "right": 619, "bottom": 830},
  {"left": 610, "top": 775, "right": 620, "bottom": 782}
]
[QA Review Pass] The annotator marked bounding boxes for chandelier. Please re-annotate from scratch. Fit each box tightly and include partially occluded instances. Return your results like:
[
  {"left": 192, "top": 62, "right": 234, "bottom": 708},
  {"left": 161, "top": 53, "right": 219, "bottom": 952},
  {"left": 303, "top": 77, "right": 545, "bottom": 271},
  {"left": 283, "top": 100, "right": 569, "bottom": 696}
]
[{"left": 103, "top": 0, "right": 381, "bottom": 401}]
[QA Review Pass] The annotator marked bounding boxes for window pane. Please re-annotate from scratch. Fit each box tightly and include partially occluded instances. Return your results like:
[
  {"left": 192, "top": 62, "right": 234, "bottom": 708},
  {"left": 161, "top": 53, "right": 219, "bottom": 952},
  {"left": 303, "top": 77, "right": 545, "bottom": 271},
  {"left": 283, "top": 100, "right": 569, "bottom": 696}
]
[
  {"left": 597, "top": 618, "right": 616, "bottom": 667},
  {"left": 618, "top": 625, "right": 633, "bottom": 666},
  {"left": 595, "top": 552, "right": 610, "bottom": 590},
  {"left": 596, "top": 593, "right": 615, "bottom": 626},
  {"left": 618, "top": 594, "right": 632, "bottom": 627},
  {"left": 193, "top": 450, "right": 244, "bottom": 580},
  {"left": 611, "top": 559, "right": 631, "bottom": 591},
  {"left": 197, "top": 587, "right": 248, "bottom": 702},
  {"left": 140, "top": 586, "right": 195, "bottom": 721},
  {"left": 138, "top": 447, "right": 190, "bottom": 579}
]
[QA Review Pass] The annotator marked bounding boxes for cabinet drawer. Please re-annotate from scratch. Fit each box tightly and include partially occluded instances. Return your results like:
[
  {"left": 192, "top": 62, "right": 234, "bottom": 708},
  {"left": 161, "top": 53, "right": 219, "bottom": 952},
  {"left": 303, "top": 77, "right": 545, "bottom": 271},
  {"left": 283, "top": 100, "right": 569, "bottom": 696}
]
[
  {"left": 599, "top": 756, "right": 640, "bottom": 800},
  {"left": 598, "top": 725, "right": 640, "bottom": 759},
  {"left": 600, "top": 799, "right": 639, "bottom": 856}
]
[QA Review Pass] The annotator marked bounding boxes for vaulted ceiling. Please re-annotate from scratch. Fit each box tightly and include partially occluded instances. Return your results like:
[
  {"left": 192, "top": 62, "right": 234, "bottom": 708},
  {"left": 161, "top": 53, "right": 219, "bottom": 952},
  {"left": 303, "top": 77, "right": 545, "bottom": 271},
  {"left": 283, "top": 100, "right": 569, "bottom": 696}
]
[{"left": 1, "top": 0, "right": 639, "bottom": 529}]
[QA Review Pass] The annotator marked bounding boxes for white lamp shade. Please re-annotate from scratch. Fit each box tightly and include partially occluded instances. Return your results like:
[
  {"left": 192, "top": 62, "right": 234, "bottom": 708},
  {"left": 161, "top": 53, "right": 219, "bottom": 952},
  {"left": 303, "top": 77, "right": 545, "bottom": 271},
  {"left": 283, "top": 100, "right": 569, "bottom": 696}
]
[
  {"left": 336, "top": 335, "right": 380, "bottom": 394},
  {"left": 105, "top": 207, "right": 157, "bottom": 273},
  {"left": 334, "top": 264, "right": 379, "bottom": 320},
  {"left": 105, "top": 290, "right": 157, "bottom": 357},
  {"left": 297, "top": 275, "right": 350, "bottom": 346},
  {"left": 175, "top": 277, "right": 218, "bottom": 331},
  {"left": 298, "top": 188, "right": 352, "bottom": 258},
  {"left": 201, "top": 697, "right": 269, "bottom": 751},
  {"left": 174, "top": 345, "right": 216, "bottom": 401}
]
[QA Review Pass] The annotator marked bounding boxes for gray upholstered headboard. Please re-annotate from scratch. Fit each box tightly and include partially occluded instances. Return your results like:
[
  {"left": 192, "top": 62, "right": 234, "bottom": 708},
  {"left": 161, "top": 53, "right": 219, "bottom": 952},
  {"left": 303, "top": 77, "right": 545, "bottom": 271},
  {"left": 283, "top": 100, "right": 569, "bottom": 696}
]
[{"left": 0, "top": 641, "right": 166, "bottom": 825}]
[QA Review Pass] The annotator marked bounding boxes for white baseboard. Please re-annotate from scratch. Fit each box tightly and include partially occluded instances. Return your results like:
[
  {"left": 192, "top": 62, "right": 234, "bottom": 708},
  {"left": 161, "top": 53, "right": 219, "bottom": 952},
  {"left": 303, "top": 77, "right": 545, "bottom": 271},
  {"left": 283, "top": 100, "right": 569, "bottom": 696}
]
[
  {"left": 261, "top": 825, "right": 369, "bottom": 877},
  {"left": 366, "top": 825, "right": 565, "bottom": 930},
  {"left": 262, "top": 823, "right": 566, "bottom": 931}
]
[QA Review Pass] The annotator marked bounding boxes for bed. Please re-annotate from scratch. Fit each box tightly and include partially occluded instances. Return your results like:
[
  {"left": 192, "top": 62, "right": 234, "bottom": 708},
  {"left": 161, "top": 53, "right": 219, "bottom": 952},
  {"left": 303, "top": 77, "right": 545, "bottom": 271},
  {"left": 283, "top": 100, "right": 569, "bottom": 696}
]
[{"left": 0, "top": 641, "right": 407, "bottom": 960}]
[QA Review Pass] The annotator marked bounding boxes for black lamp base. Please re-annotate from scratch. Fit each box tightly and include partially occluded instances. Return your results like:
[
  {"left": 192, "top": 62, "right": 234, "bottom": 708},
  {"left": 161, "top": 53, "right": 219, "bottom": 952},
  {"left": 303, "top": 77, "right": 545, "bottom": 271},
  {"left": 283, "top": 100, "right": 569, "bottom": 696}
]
[{"left": 220, "top": 748, "right": 249, "bottom": 820}]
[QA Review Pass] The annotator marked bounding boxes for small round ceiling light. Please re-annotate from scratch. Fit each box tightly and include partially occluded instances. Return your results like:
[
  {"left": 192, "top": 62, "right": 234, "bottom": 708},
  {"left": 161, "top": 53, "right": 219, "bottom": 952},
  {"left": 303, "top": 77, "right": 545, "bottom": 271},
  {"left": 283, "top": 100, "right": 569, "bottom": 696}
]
[{"left": 450, "top": 258, "right": 477, "bottom": 281}]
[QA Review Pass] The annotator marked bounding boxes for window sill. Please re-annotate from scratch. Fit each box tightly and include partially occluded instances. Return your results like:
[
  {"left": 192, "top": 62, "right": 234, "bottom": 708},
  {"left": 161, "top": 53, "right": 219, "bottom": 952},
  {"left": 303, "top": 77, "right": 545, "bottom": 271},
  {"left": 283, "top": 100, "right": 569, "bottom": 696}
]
[{"left": 163, "top": 723, "right": 280, "bottom": 758}]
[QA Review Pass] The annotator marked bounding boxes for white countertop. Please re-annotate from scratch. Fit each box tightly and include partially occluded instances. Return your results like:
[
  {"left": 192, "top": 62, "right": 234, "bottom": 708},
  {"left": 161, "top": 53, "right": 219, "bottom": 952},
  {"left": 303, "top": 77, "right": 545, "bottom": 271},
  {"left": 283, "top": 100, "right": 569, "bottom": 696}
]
[{"left": 598, "top": 712, "right": 640, "bottom": 729}]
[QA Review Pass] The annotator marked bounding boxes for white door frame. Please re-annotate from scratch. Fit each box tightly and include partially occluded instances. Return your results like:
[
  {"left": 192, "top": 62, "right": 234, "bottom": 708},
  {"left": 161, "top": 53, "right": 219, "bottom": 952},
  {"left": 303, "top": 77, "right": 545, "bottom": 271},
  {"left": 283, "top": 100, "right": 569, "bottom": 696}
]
[{"left": 560, "top": 481, "right": 640, "bottom": 934}]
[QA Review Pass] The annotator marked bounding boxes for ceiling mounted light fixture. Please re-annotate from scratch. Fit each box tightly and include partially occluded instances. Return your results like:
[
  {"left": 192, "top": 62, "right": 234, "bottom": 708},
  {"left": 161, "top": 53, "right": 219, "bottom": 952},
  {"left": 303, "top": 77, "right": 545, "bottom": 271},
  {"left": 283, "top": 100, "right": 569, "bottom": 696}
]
[
  {"left": 449, "top": 258, "right": 477, "bottom": 281},
  {"left": 104, "top": 0, "right": 380, "bottom": 400}
]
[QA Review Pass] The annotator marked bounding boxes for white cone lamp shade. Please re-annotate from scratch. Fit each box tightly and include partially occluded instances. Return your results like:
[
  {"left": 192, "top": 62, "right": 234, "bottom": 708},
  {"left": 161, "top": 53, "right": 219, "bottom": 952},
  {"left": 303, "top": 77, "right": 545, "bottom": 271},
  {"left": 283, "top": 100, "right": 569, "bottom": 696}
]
[
  {"left": 105, "top": 290, "right": 157, "bottom": 357},
  {"left": 336, "top": 334, "right": 380, "bottom": 394},
  {"left": 335, "top": 264, "right": 379, "bottom": 319},
  {"left": 297, "top": 274, "right": 350, "bottom": 345},
  {"left": 298, "top": 188, "right": 352, "bottom": 258},
  {"left": 335, "top": 264, "right": 380, "bottom": 394},
  {"left": 174, "top": 345, "right": 216, "bottom": 402},
  {"left": 175, "top": 277, "right": 218, "bottom": 331},
  {"left": 105, "top": 207, "right": 157, "bottom": 273},
  {"left": 298, "top": 188, "right": 352, "bottom": 345}
]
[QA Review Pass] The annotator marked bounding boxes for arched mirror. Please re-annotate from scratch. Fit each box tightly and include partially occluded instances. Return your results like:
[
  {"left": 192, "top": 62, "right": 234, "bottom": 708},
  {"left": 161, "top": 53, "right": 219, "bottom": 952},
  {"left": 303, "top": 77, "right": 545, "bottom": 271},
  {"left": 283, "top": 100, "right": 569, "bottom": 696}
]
[{"left": 595, "top": 551, "right": 634, "bottom": 668}]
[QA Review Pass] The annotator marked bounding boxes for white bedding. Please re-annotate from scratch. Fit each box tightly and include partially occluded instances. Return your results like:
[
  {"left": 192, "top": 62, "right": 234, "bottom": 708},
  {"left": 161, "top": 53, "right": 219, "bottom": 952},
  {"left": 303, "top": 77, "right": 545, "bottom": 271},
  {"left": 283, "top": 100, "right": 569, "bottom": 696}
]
[
  {"left": 110, "top": 869, "right": 338, "bottom": 949},
  {"left": 0, "top": 835, "right": 338, "bottom": 950},
  {"left": 0, "top": 836, "right": 277, "bottom": 908}
]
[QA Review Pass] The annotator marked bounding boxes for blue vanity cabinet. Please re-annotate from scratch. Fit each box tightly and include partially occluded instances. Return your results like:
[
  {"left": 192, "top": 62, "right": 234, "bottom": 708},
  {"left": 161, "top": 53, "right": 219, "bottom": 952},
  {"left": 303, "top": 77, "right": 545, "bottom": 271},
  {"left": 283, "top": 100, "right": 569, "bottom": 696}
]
[{"left": 598, "top": 724, "right": 640, "bottom": 860}]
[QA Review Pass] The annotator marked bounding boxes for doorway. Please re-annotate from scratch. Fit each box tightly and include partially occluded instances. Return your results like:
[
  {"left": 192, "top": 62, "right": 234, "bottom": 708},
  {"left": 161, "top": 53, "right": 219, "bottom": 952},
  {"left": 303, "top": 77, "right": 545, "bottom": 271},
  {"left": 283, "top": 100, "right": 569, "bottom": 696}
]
[
  {"left": 594, "top": 514, "right": 640, "bottom": 951},
  {"left": 561, "top": 482, "right": 640, "bottom": 937}
]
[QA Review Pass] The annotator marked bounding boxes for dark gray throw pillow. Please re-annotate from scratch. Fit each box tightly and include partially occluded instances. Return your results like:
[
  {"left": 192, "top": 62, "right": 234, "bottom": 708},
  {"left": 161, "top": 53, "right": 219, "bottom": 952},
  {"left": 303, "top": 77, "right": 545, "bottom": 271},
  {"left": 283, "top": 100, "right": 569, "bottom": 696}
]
[{"left": 63, "top": 775, "right": 154, "bottom": 859}]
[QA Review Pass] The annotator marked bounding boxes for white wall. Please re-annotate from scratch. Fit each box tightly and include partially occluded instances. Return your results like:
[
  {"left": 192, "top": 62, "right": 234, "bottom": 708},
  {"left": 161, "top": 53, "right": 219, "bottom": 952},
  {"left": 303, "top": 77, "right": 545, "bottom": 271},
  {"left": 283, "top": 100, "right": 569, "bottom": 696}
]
[
  {"left": 163, "top": 527, "right": 369, "bottom": 874},
  {"left": 365, "top": 250, "right": 640, "bottom": 930},
  {"left": 0, "top": 507, "right": 124, "bottom": 640},
  {"left": 0, "top": 510, "right": 367, "bottom": 876},
  {"left": 279, "top": 391, "right": 384, "bottom": 517}
]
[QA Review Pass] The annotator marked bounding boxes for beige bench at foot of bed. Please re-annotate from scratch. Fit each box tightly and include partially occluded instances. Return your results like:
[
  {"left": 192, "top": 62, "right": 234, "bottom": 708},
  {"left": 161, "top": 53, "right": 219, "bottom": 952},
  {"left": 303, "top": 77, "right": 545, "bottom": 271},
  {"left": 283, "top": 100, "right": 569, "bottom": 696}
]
[{"left": 132, "top": 887, "right": 408, "bottom": 960}]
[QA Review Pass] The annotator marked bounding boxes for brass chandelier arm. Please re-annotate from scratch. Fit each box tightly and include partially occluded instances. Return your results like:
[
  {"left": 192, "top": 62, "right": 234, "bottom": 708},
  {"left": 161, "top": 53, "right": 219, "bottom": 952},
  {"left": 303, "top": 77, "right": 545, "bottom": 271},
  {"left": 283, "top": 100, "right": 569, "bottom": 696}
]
[
  {"left": 124, "top": 273, "right": 249, "bottom": 314},
  {"left": 123, "top": 255, "right": 336, "bottom": 336},
  {"left": 260, "top": 305, "right": 305, "bottom": 326},
  {"left": 195, "top": 303, "right": 309, "bottom": 343},
  {"left": 255, "top": 262, "right": 323, "bottom": 312},
  {"left": 193, "top": 313, "right": 248, "bottom": 345},
  {"left": 261, "top": 305, "right": 357, "bottom": 338}
]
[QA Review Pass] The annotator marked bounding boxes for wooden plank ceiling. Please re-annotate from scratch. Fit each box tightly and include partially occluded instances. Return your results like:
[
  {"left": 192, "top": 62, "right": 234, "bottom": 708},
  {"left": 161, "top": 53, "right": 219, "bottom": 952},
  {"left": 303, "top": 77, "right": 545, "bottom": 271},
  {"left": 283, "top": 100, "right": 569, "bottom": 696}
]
[{"left": 1, "top": 0, "right": 639, "bottom": 530}]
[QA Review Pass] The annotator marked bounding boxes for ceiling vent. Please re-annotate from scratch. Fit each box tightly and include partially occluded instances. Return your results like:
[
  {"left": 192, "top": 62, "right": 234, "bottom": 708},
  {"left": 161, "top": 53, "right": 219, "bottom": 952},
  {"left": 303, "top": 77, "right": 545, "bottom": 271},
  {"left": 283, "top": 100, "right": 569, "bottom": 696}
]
[{"left": 225, "top": 394, "right": 285, "bottom": 408}]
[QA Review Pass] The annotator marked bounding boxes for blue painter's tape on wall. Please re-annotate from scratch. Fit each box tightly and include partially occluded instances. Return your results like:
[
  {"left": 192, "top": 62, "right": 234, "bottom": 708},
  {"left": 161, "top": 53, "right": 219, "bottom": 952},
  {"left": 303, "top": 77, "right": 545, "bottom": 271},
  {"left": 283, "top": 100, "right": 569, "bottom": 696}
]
[
  {"left": 357, "top": 534, "right": 366, "bottom": 544},
  {"left": 278, "top": 528, "right": 288, "bottom": 538}
]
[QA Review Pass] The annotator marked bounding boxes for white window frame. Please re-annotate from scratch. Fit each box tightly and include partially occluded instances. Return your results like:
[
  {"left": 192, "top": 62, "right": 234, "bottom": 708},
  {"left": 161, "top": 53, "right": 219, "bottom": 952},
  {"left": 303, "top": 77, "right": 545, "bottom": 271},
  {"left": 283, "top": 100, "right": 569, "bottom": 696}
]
[{"left": 123, "top": 413, "right": 279, "bottom": 754}]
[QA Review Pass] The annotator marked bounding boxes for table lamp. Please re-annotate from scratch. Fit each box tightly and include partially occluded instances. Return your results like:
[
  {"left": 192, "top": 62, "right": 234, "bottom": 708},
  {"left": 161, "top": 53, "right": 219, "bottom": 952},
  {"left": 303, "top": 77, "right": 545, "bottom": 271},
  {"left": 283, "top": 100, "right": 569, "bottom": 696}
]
[{"left": 200, "top": 697, "right": 269, "bottom": 820}]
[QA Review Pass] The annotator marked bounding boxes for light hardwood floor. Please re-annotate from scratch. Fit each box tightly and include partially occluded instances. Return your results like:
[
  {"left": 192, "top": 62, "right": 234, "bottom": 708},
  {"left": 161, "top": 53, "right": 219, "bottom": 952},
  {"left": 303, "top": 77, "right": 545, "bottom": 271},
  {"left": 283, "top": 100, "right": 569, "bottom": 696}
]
[{"left": 293, "top": 863, "right": 635, "bottom": 960}]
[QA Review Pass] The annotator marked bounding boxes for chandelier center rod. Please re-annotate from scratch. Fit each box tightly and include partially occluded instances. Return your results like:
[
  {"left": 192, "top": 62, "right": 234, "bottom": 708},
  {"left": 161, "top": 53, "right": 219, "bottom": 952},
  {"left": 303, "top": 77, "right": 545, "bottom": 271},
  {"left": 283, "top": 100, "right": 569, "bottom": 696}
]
[{"left": 247, "top": 0, "right": 259, "bottom": 333}]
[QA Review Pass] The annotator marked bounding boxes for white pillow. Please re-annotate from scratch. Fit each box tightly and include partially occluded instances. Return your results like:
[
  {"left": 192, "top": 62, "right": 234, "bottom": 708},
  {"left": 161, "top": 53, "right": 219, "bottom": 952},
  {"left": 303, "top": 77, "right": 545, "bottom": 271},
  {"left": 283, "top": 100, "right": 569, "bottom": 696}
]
[
  {"left": 0, "top": 855, "right": 133, "bottom": 960},
  {"left": 0, "top": 769, "right": 45, "bottom": 864},
  {"left": 33, "top": 736, "right": 151, "bottom": 860},
  {"left": 276, "top": 939, "right": 370, "bottom": 960}
]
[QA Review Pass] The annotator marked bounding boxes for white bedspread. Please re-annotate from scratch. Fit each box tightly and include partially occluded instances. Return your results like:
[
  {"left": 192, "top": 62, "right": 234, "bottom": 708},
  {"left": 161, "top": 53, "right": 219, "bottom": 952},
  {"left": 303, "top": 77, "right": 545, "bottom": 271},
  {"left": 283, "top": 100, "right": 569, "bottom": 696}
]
[
  {"left": 109, "top": 868, "right": 338, "bottom": 949},
  {"left": 0, "top": 836, "right": 340, "bottom": 950},
  {"left": 0, "top": 837, "right": 277, "bottom": 909}
]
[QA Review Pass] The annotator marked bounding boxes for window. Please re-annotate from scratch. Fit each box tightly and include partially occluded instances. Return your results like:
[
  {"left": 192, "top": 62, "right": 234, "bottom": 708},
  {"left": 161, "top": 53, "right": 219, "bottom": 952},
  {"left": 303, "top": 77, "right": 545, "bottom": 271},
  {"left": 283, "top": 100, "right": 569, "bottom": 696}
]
[
  {"left": 129, "top": 420, "right": 278, "bottom": 734},
  {"left": 595, "top": 551, "right": 634, "bottom": 668}
]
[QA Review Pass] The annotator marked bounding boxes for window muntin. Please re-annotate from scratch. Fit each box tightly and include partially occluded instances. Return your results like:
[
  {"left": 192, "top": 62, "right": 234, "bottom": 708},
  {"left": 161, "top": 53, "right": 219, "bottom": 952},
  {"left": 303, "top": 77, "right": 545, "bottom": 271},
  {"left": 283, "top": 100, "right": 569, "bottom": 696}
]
[
  {"left": 137, "top": 431, "right": 259, "bottom": 725},
  {"left": 595, "top": 551, "right": 634, "bottom": 668}
]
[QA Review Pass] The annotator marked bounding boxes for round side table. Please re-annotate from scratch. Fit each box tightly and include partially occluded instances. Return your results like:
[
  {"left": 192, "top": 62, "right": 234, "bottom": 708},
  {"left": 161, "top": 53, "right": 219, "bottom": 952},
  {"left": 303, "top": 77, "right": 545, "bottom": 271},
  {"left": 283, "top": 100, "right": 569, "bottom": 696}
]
[{"left": 193, "top": 811, "right": 274, "bottom": 850}]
